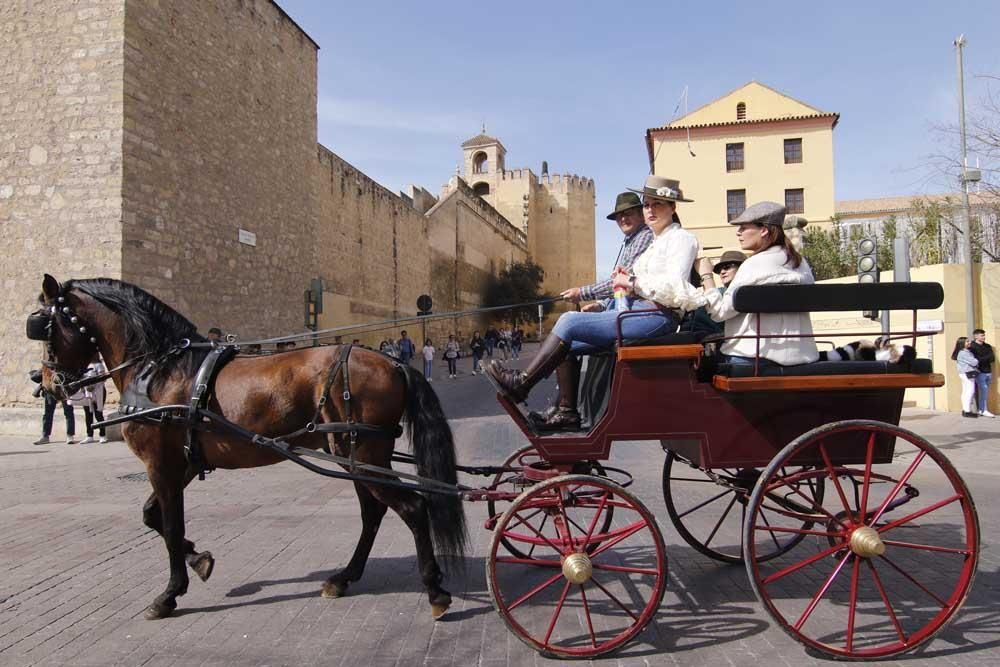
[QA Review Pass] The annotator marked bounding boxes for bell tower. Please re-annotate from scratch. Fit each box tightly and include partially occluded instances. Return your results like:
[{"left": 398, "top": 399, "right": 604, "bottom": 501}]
[{"left": 461, "top": 126, "right": 506, "bottom": 202}]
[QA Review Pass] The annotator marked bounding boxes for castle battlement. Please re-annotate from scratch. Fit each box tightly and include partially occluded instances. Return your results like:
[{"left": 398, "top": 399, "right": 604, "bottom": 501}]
[{"left": 539, "top": 172, "right": 595, "bottom": 192}]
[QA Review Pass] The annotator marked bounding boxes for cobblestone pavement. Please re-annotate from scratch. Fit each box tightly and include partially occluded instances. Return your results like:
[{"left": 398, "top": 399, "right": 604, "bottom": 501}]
[{"left": 1, "top": 350, "right": 998, "bottom": 666}]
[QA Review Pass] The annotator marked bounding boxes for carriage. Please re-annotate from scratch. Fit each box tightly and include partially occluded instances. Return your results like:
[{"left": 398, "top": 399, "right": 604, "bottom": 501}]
[{"left": 27, "top": 276, "right": 976, "bottom": 661}]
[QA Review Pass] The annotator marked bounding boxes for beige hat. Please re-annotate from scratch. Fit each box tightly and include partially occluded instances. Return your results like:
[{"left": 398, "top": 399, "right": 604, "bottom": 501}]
[{"left": 628, "top": 175, "right": 694, "bottom": 203}]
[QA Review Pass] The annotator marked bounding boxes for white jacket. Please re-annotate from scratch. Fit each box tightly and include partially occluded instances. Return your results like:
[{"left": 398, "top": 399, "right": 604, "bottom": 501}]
[
  {"left": 696, "top": 245, "right": 819, "bottom": 366},
  {"left": 632, "top": 223, "right": 702, "bottom": 311}
]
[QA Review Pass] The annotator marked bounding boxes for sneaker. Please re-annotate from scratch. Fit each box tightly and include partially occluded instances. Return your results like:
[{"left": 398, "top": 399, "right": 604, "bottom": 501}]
[
  {"left": 99, "top": 436, "right": 109, "bottom": 443},
  {"left": 80, "top": 436, "right": 95, "bottom": 444},
  {"left": 981, "top": 410, "right": 996, "bottom": 418},
  {"left": 963, "top": 411, "right": 979, "bottom": 418},
  {"left": 471, "top": 371, "right": 477, "bottom": 375},
  {"left": 33, "top": 436, "right": 50, "bottom": 446},
  {"left": 66, "top": 437, "right": 77, "bottom": 444}
]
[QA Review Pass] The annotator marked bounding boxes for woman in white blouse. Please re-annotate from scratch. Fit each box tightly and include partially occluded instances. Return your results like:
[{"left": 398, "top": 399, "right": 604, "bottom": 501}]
[
  {"left": 693, "top": 201, "right": 819, "bottom": 366},
  {"left": 487, "top": 176, "right": 701, "bottom": 429}
]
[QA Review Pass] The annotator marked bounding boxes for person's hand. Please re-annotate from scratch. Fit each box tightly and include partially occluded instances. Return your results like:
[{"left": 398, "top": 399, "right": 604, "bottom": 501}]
[
  {"left": 696, "top": 257, "right": 714, "bottom": 277},
  {"left": 611, "top": 272, "right": 632, "bottom": 292},
  {"left": 560, "top": 287, "right": 582, "bottom": 303},
  {"left": 581, "top": 302, "right": 605, "bottom": 313}
]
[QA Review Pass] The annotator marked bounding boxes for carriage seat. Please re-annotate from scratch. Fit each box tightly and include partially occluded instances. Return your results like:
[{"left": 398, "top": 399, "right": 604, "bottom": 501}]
[
  {"left": 717, "top": 358, "right": 933, "bottom": 378},
  {"left": 622, "top": 331, "right": 708, "bottom": 347}
]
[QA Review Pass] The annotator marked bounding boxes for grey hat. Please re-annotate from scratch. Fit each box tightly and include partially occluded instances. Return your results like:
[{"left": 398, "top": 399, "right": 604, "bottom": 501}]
[
  {"left": 628, "top": 175, "right": 694, "bottom": 203},
  {"left": 712, "top": 250, "right": 747, "bottom": 274},
  {"left": 729, "top": 201, "right": 786, "bottom": 226},
  {"left": 606, "top": 192, "right": 643, "bottom": 220}
]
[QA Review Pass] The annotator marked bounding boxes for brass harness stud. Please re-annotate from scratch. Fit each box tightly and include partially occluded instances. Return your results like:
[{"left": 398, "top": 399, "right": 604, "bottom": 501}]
[
  {"left": 561, "top": 552, "right": 593, "bottom": 584},
  {"left": 848, "top": 526, "right": 886, "bottom": 558}
]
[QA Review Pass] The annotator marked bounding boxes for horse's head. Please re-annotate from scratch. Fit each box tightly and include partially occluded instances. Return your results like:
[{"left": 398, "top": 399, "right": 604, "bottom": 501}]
[{"left": 27, "top": 274, "right": 101, "bottom": 399}]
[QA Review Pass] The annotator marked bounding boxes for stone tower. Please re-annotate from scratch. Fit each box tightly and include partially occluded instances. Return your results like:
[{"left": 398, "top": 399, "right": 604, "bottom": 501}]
[{"left": 458, "top": 132, "right": 596, "bottom": 296}]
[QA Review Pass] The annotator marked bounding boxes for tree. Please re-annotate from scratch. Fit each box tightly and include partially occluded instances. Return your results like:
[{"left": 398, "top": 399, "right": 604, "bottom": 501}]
[
  {"left": 802, "top": 218, "right": 851, "bottom": 281},
  {"left": 482, "top": 260, "right": 554, "bottom": 324}
]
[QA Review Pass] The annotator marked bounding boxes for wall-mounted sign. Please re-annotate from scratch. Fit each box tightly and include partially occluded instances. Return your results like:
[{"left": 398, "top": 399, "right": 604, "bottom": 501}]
[{"left": 238, "top": 229, "right": 257, "bottom": 247}]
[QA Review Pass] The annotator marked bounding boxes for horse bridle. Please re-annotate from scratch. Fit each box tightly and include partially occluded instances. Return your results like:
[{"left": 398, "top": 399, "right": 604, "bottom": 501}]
[{"left": 26, "top": 290, "right": 179, "bottom": 397}]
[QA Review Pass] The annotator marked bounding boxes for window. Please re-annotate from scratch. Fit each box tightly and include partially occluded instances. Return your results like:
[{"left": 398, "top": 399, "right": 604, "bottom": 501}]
[
  {"left": 736, "top": 102, "right": 746, "bottom": 120},
  {"left": 727, "top": 189, "right": 746, "bottom": 221},
  {"left": 472, "top": 182, "right": 490, "bottom": 197},
  {"left": 725, "top": 143, "right": 744, "bottom": 171},
  {"left": 784, "top": 138, "right": 802, "bottom": 164},
  {"left": 472, "top": 151, "right": 488, "bottom": 174},
  {"left": 785, "top": 188, "right": 804, "bottom": 214}
]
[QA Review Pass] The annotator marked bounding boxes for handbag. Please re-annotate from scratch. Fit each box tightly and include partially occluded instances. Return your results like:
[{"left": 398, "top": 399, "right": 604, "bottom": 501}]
[{"left": 966, "top": 370, "right": 980, "bottom": 379}]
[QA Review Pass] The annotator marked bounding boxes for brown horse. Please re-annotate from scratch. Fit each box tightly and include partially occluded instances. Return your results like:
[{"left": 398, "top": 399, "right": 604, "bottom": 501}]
[{"left": 30, "top": 275, "right": 466, "bottom": 620}]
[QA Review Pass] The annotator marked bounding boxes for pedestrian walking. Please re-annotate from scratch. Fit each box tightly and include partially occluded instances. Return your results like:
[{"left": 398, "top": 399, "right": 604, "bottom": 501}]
[
  {"left": 953, "top": 336, "right": 980, "bottom": 418},
  {"left": 511, "top": 326, "right": 523, "bottom": 359},
  {"left": 470, "top": 331, "right": 485, "bottom": 375},
  {"left": 970, "top": 328, "right": 995, "bottom": 418},
  {"left": 444, "top": 334, "right": 461, "bottom": 378},
  {"left": 485, "top": 328, "right": 498, "bottom": 359},
  {"left": 399, "top": 330, "right": 416, "bottom": 366},
  {"left": 78, "top": 357, "right": 108, "bottom": 443},
  {"left": 422, "top": 338, "right": 435, "bottom": 381}
]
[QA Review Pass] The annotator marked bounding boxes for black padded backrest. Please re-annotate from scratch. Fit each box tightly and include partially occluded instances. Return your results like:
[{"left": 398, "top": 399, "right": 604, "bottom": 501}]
[{"left": 732, "top": 283, "right": 944, "bottom": 314}]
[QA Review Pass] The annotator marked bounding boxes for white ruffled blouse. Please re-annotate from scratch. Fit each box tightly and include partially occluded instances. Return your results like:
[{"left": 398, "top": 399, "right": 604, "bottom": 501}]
[{"left": 632, "top": 223, "right": 702, "bottom": 311}]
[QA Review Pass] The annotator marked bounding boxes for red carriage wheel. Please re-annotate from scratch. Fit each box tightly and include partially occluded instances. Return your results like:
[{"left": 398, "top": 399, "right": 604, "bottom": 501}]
[
  {"left": 487, "top": 474, "right": 667, "bottom": 658},
  {"left": 487, "top": 446, "right": 613, "bottom": 560},
  {"left": 662, "top": 451, "right": 825, "bottom": 564},
  {"left": 743, "top": 420, "right": 979, "bottom": 659}
]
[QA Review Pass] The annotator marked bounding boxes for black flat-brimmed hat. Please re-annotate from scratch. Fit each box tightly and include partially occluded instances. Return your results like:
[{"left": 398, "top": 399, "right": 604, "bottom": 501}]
[
  {"left": 628, "top": 175, "right": 694, "bottom": 203},
  {"left": 712, "top": 250, "right": 747, "bottom": 274},
  {"left": 605, "top": 192, "right": 643, "bottom": 220},
  {"left": 729, "top": 201, "right": 786, "bottom": 226}
]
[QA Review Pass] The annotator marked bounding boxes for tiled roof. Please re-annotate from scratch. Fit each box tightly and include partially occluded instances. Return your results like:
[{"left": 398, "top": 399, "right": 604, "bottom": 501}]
[
  {"left": 649, "top": 112, "right": 839, "bottom": 132},
  {"left": 461, "top": 133, "right": 503, "bottom": 148},
  {"left": 836, "top": 192, "right": 997, "bottom": 216}
]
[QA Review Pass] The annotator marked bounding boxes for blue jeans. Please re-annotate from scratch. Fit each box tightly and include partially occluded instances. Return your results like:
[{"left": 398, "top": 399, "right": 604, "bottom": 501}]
[
  {"left": 42, "top": 394, "right": 75, "bottom": 437},
  {"left": 976, "top": 372, "right": 992, "bottom": 412},
  {"left": 423, "top": 359, "right": 433, "bottom": 378},
  {"left": 552, "top": 299, "right": 678, "bottom": 353},
  {"left": 472, "top": 354, "right": 483, "bottom": 372}
]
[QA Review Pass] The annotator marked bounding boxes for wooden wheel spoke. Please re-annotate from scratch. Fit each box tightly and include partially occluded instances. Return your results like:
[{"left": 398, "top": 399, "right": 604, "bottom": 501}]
[
  {"left": 579, "top": 585, "right": 597, "bottom": 648},
  {"left": 508, "top": 510, "right": 566, "bottom": 554},
  {"left": 880, "top": 539, "right": 971, "bottom": 555},
  {"left": 869, "top": 450, "right": 927, "bottom": 525},
  {"left": 761, "top": 542, "right": 849, "bottom": 586},
  {"left": 505, "top": 507, "right": 545, "bottom": 530},
  {"left": 865, "top": 559, "right": 908, "bottom": 644},
  {"left": 590, "top": 562, "right": 660, "bottom": 577},
  {"left": 528, "top": 513, "right": 549, "bottom": 558},
  {"left": 507, "top": 571, "right": 563, "bottom": 612},
  {"left": 542, "top": 580, "right": 572, "bottom": 646},
  {"left": 846, "top": 554, "right": 861, "bottom": 652},
  {"left": 495, "top": 556, "right": 561, "bottom": 567},
  {"left": 589, "top": 574, "right": 640, "bottom": 622},
  {"left": 877, "top": 554, "right": 950, "bottom": 608},
  {"left": 758, "top": 508, "right": 784, "bottom": 551},
  {"left": 766, "top": 475, "right": 846, "bottom": 529},
  {"left": 794, "top": 552, "right": 852, "bottom": 631},
  {"left": 754, "top": 525, "right": 839, "bottom": 538},
  {"left": 556, "top": 493, "right": 577, "bottom": 551},
  {"left": 677, "top": 489, "right": 732, "bottom": 520},
  {"left": 705, "top": 494, "right": 738, "bottom": 548},
  {"left": 582, "top": 492, "right": 610, "bottom": 546},
  {"left": 859, "top": 432, "right": 876, "bottom": 518},
  {"left": 876, "top": 494, "right": 963, "bottom": 535},
  {"left": 587, "top": 520, "right": 648, "bottom": 560},
  {"left": 820, "top": 443, "right": 855, "bottom": 521}
]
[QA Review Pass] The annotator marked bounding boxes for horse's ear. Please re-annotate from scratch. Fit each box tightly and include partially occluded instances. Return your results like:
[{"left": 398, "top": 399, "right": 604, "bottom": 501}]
[{"left": 42, "top": 274, "right": 61, "bottom": 301}]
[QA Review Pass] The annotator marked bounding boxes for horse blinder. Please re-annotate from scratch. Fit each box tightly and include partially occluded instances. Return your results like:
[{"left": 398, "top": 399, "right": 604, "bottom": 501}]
[{"left": 26, "top": 311, "right": 52, "bottom": 341}]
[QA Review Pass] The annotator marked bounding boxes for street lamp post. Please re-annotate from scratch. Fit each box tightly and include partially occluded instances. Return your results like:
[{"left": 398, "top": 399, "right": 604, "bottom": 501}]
[{"left": 955, "top": 35, "right": 977, "bottom": 331}]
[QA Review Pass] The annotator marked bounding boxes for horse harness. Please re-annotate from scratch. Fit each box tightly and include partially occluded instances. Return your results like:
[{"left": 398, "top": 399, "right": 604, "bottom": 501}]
[{"left": 118, "top": 343, "right": 402, "bottom": 479}]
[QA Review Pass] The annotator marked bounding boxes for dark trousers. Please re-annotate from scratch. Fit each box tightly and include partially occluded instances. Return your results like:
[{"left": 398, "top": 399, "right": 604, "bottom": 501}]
[
  {"left": 446, "top": 356, "right": 458, "bottom": 375},
  {"left": 42, "top": 394, "right": 75, "bottom": 437},
  {"left": 83, "top": 406, "right": 106, "bottom": 437}
]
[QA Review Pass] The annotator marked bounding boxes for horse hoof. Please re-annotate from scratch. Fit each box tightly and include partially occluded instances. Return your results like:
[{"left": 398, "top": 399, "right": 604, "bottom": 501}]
[
  {"left": 143, "top": 602, "right": 174, "bottom": 620},
  {"left": 321, "top": 580, "right": 347, "bottom": 599},
  {"left": 431, "top": 603, "right": 450, "bottom": 620},
  {"left": 189, "top": 551, "right": 215, "bottom": 582}
]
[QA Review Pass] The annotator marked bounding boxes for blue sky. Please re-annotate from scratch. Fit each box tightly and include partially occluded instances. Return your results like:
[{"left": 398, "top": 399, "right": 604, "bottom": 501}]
[{"left": 278, "top": 0, "right": 1000, "bottom": 278}]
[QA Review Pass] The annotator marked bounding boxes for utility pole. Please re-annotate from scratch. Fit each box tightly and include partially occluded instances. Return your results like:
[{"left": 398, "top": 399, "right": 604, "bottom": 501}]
[{"left": 955, "top": 35, "right": 978, "bottom": 331}]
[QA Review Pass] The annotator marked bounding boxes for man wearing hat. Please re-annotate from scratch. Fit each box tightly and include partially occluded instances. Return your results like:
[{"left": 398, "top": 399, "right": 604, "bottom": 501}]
[
  {"left": 560, "top": 191, "right": 653, "bottom": 311},
  {"left": 700, "top": 250, "right": 746, "bottom": 294},
  {"left": 691, "top": 201, "right": 818, "bottom": 366}
]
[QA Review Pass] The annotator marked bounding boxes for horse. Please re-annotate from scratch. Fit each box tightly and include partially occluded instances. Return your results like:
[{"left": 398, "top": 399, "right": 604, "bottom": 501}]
[{"left": 28, "top": 274, "right": 466, "bottom": 620}]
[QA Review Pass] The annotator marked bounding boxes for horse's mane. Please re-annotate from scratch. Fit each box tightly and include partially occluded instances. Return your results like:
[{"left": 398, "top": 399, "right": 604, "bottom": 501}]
[{"left": 65, "top": 278, "right": 208, "bottom": 377}]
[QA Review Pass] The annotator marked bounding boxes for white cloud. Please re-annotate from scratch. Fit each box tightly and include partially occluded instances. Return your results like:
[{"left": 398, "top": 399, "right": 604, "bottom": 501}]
[{"left": 318, "top": 96, "right": 479, "bottom": 135}]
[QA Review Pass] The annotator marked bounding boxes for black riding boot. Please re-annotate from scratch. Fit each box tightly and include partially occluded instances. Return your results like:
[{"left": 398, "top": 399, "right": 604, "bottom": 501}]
[
  {"left": 538, "top": 358, "right": 581, "bottom": 430},
  {"left": 486, "top": 335, "right": 568, "bottom": 403}
]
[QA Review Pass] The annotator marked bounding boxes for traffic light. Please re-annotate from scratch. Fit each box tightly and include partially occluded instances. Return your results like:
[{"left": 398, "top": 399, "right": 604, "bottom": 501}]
[{"left": 858, "top": 238, "right": 879, "bottom": 320}]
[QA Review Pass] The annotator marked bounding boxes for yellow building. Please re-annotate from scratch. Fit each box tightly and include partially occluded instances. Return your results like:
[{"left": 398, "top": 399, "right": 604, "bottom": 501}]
[{"left": 646, "top": 81, "right": 839, "bottom": 253}]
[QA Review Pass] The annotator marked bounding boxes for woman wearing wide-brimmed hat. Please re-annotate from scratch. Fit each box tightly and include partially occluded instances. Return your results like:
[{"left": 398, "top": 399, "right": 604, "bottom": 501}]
[{"left": 487, "top": 175, "right": 702, "bottom": 429}]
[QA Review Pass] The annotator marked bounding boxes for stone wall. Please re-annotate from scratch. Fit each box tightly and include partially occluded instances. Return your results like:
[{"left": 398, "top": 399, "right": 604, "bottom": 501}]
[
  {"left": 0, "top": 0, "right": 125, "bottom": 407},
  {"left": 121, "top": 0, "right": 319, "bottom": 338}
]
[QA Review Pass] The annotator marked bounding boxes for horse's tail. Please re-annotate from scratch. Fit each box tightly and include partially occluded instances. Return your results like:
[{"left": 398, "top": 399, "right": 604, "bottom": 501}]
[{"left": 401, "top": 364, "right": 468, "bottom": 561}]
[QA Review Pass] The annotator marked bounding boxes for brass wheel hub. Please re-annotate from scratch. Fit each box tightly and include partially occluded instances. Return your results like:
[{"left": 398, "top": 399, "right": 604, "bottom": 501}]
[
  {"left": 562, "top": 552, "right": 593, "bottom": 584},
  {"left": 848, "top": 526, "right": 886, "bottom": 558}
]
